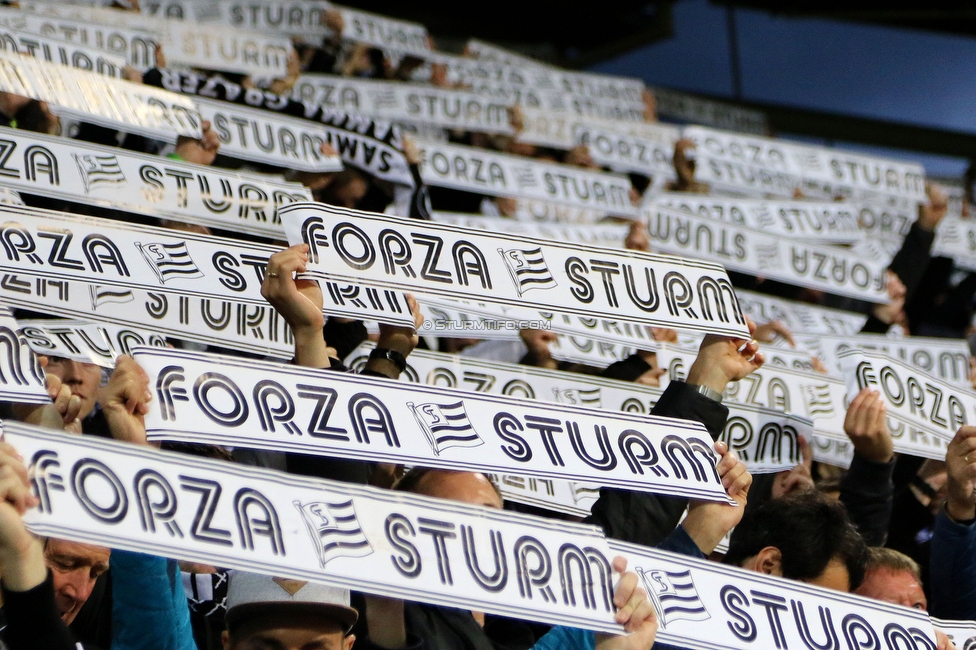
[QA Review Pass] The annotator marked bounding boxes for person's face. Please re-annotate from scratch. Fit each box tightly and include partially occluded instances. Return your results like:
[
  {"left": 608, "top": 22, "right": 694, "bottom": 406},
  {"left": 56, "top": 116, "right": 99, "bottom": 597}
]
[
  {"left": 673, "top": 140, "right": 696, "bottom": 183},
  {"left": 45, "top": 539, "right": 111, "bottom": 624},
  {"left": 225, "top": 626, "right": 354, "bottom": 650},
  {"left": 331, "top": 177, "right": 368, "bottom": 209},
  {"left": 45, "top": 356, "right": 103, "bottom": 419},
  {"left": 414, "top": 470, "right": 503, "bottom": 509},
  {"left": 855, "top": 568, "right": 927, "bottom": 610}
]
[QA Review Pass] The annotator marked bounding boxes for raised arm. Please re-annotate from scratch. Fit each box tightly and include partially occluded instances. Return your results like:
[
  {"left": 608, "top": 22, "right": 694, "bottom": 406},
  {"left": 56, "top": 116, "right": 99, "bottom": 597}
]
[
  {"left": 929, "top": 426, "right": 976, "bottom": 620},
  {"left": 97, "top": 357, "right": 196, "bottom": 650},
  {"left": 838, "top": 388, "right": 895, "bottom": 546},
  {"left": 0, "top": 441, "right": 81, "bottom": 650},
  {"left": 587, "top": 321, "right": 764, "bottom": 545}
]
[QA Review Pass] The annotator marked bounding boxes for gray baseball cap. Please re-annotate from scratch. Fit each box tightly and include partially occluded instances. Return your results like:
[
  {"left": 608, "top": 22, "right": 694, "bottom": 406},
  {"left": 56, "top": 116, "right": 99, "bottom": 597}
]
[{"left": 224, "top": 571, "right": 358, "bottom": 635}]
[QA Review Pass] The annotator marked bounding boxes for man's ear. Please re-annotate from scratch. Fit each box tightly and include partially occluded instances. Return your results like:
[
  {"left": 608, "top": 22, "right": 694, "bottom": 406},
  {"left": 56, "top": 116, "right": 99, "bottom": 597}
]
[
  {"left": 221, "top": 630, "right": 232, "bottom": 650},
  {"left": 344, "top": 633, "right": 356, "bottom": 650},
  {"left": 754, "top": 546, "right": 783, "bottom": 576}
]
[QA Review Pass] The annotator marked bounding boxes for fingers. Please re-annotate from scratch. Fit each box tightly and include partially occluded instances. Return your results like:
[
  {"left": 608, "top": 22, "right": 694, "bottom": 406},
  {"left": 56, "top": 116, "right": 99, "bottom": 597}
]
[
  {"left": 810, "top": 356, "right": 828, "bottom": 374},
  {"left": 50, "top": 377, "right": 83, "bottom": 428},
  {"left": 750, "top": 350, "right": 765, "bottom": 370},
  {"left": 0, "top": 442, "right": 36, "bottom": 513},
  {"left": 798, "top": 435, "right": 813, "bottom": 471},
  {"left": 0, "top": 443, "right": 29, "bottom": 488},
  {"left": 616, "top": 576, "right": 647, "bottom": 629},
  {"left": 624, "top": 596, "right": 657, "bottom": 635},
  {"left": 0, "top": 469, "right": 36, "bottom": 513},
  {"left": 845, "top": 388, "right": 872, "bottom": 434},
  {"left": 772, "top": 321, "right": 795, "bottom": 347},
  {"left": 948, "top": 428, "right": 976, "bottom": 472},
  {"left": 613, "top": 570, "right": 638, "bottom": 613},
  {"left": 262, "top": 245, "right": 310, "bottom": 300},
  {"left": 62, "top": 392, "right": 82, "bottom": 427},
  {"left": 739, "top": 338, "right": 760, "bottom": 359},
  {"left": 43, "top": 369, "right": 60, "bottom": 400},
  {"left": 722, "top": 453, "right": 752, "bottom": 498},
  {"left": 935, "top": 629, "right": 957, "bottom": 650},
  {"left": 847, "top": 389, "right": 888, "bottom": 442},
  {"left": 782, "top": 468, "right": 815, "bottom": 494},
  {"left": 650, "top": 327, "right": 678, "bottom": 343},
  {"left": 103, "top": 355, "right": 152, "bottom": 415},
  {"left": 405, "top": 293, "right": 423, "bottom": 331}
]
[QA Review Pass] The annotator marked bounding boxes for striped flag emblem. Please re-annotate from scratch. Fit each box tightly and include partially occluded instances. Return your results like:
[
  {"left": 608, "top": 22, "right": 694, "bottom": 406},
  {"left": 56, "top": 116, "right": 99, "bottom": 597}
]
[
  {"left": 135, "top": 242, "right": 205, "bottom": 285},
  {"left": 498, "top": 247, "right": 557, "bottom": 296},
  {"left": 72, "top": 154, "right": 125, "bottom": 193},
  {"left": 89, "top": 286, "right": 133, "bottom": 310},
  {"left": 552, "top": 387, "right": 602, "bottom": 408},
  {"left": 294, "top": 500, "right": 373, "bottom": 568},
  {"left": 637, "top": 568, "right": 710, "bottom": 628},
  {"left": 407, "top": 400, "right": 483, "bottom": 456}
]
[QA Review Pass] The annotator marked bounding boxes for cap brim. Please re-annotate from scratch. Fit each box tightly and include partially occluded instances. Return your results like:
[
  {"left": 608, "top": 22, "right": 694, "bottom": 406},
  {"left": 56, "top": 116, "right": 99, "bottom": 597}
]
[{"left": 226, "top": 601, "right": 359, "bottom": 635}]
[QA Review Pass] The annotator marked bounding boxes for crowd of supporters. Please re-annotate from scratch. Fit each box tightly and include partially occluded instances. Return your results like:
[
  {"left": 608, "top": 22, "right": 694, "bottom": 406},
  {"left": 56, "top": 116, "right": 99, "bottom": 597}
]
[{"left": 0, "top": 1, "right": 973, "bottom": 650}]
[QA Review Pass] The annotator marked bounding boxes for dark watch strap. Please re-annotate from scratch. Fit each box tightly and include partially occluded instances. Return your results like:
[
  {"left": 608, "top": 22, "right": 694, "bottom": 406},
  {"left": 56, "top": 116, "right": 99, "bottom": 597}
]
[{"left": 368, "top": 347, "right": 406, "bottom": 373}]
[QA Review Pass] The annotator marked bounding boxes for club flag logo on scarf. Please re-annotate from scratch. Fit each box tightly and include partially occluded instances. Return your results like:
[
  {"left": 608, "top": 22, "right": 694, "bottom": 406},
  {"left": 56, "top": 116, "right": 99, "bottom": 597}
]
[
  {"left": 89, "top": 286, "right": 134, "bottom": 310},
  {"left": 135, "top": 242, "right": 205, "bottom": 285},
  {"left": 294, "top": 500, "right": 373, "bottom": 568},
  {"left": 499, "top": 247, "right": 557, "bottom": 296},
  {"left": 802, "top": 383, "right": 835, "bottom": 417},
  {"left": 637, "top": 568, "right": 710, "bottom": 628},
  {"left": 73, "top": 154, "right": 126, "bottom": 193},
  {"left": 406, "top": 400, "right": 483, "bottom": 456},
  {"left": 552, "top": 387, "right": 602, "bottom": 408}
]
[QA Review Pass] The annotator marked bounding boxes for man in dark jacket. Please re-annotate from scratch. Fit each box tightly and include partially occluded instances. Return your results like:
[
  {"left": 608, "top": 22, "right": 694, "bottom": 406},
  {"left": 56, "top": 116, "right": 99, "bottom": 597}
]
[{"left": 589, "top": 321, "right": 765, "bottom": 546}]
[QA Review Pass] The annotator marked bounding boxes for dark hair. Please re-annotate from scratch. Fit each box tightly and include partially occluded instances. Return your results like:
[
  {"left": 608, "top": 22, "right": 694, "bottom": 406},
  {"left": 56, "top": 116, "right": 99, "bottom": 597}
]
[
  {"left": 394, "top": 467, "right": 503, "bottom": 503},
  {"left": 13, "top": 100, "right": 55, "bottom": 134},
  {"left": 316, "top": 168, "right": 368, "bottom": 207},
  {"left": 723, "top": 491, "right": 868, "bottom": 590}
]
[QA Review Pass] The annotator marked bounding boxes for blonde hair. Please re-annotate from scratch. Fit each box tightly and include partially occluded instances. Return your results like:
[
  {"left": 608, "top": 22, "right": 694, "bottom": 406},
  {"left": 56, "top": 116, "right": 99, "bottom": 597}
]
[{"left": 865, "top": 547, "right": 922, "bottom": 582}]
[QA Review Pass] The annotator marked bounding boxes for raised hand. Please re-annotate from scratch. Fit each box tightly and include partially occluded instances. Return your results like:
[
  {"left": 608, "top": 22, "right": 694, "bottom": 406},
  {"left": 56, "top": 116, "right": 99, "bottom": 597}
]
[
  {"left": 686, "top": 318, "right": 765, "bottom": 395},
  {"left": 681, "top": 441, "right": 752, "bottom": 554},
  {"left": 935, "top": 629, "right": 957, "bottom": 650},
  {"left": 0, "top": 440, "right": 46, "bottom": 592},
  {"left": 625, "top": 220, "right": 650, "bottom": 252},
  {"left": 9, "top": 355, "right": 82, "bottom": 432},
  {"left": 872, "top": 271, "right": 907, "bottom": 326},
  {"left": 753, "top": 320, "right": 796, "bottom": 347},
  {"left": 771, "top": 435, "right": 815, "bottom": 498},
  {"left": 945, "top": 426, "right": 976, "bottom": 522},
  {"left": 594, "top": 556, "right": 659, "bottom": 650},
  {"left": 261, "top": 244, "right": 329, "bottom": 367},
  {"left": 844, "top": 388, "right": 893, "bottom": 463},
  {"left": 174, "top": 119, "right": 220, "bottom": 166},
  {"left": 42, "top": 356, "right": 81, "bottom": 433},
  {"left": 98, "top": 355, "right": 152, "bottom": 446},
  {"left": 367, "top": 294, "right": 424, "bottom": 379}
]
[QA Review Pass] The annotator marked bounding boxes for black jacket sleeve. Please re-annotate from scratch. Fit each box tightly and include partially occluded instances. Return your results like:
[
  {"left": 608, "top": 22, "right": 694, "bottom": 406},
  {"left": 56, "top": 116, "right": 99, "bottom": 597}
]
[
  {"left": 888, "top": 221, "right": 936, "bottom": 302},
  {"left": 839, "top": 454, "right": 896, "bottom": 546},
  {"left": 859, "top": 314, "right": 891, "bottom": 335},
  {"left": 1, "top": 570, "right": 98, "bottom": 650},
  {"left": 585, "top": 381, "right": 729, "bottom": 546},
  {"left": 324, "top": 318, "right": 369, "bottom": 362}
]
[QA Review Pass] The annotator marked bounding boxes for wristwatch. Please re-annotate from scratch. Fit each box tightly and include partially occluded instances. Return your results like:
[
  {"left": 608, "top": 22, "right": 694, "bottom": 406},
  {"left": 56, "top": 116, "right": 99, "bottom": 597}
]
[
  {"left": 687, "top": 383, "right": 723, "bottom": 403},
  {"left": 368, "top": 347, "right": 407, "bottom": 374}
]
